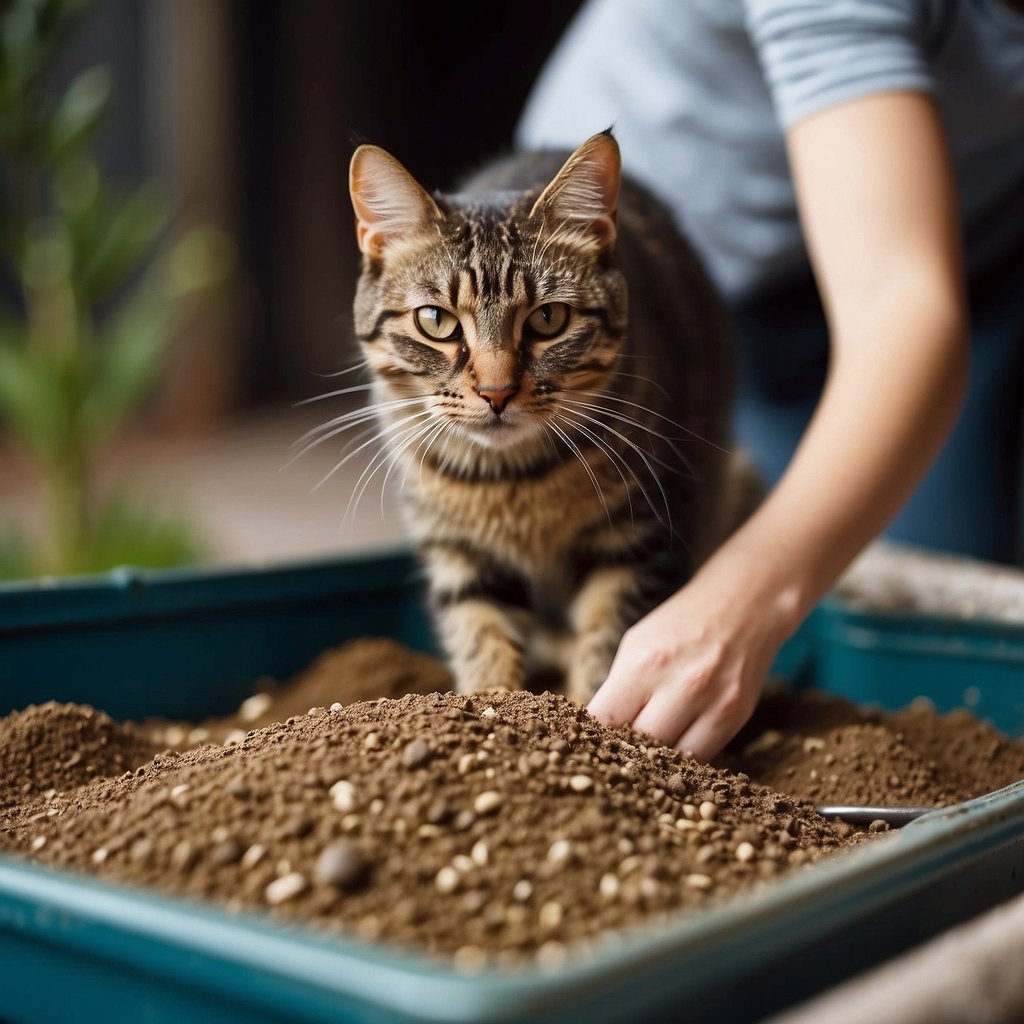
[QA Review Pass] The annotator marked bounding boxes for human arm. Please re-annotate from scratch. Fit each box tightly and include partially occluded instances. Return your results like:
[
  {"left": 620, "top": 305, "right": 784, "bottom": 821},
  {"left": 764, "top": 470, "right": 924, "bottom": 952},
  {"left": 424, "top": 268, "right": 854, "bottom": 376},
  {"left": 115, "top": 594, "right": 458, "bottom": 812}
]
[{"left": 587, "top": 91, "right": 969, "bottom": 760}]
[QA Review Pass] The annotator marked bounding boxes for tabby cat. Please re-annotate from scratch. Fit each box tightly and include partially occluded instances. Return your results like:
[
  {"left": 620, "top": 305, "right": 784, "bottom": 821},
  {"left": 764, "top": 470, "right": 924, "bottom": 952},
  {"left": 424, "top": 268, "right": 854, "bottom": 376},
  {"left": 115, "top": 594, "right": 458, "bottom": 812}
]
[{"left": 345, "top": 131, "right": 753, "bottom": 701}]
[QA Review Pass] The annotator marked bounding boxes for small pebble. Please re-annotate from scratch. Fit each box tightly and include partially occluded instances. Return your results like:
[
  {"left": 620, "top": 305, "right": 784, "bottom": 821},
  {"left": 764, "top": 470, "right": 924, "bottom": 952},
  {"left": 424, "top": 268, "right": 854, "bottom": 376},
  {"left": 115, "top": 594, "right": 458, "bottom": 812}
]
[
  {"left": 735, "top": 842, "right": 757, "bottom": 864},
  {"left": 512, "top": 879, "right": 533, "bottom": 902},
  {"left": 315, "top": 841, "right": 371, "bottom": 891},
  {"left": 568, "top": 774, "right": 594, "bottom": 792},
  {"left": 238, "top": 693, "right": 273, "bottom": 722},
  {"left": 698, "top": 801, "right": 718, "bottom": 821},
  {"left": 436, "top": 866, "right": 460, "bottom": 894},
  {"left": 240, "top": 844, "right": 266, "bottom": 869},
  {"left": 470, "top": 840, "right": 489, "bottom": 866},
  {"left": 265, "top": 872, "right": 308, "bottom": 905},
  {"left": 473, "top": 791, "right": 503, "bottom": 815},
  {"left": 330, "top": 780, "right": 356, "bottom": 813},
  {"left": 599, "top": 873, "right": 620, "bottom": 898},
  {"left": 547, "top": 839, "right": 572, "bottom": 864},
  {"left": 402, "top": 737, "right": 432, "bottom": 769},
  {"left": 685, "top": 873, "right": 713, "bottom": 890},
  {"left": 330, "top": 702, "right": 343, "bottom": 712},
  {"left": 539, "top": 901, "right": 564, "bottom": 930}
]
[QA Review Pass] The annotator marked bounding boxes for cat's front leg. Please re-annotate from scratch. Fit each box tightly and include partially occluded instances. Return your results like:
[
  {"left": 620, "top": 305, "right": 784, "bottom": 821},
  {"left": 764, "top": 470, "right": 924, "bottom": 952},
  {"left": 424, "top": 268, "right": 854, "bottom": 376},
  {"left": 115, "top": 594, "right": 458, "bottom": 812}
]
[
  {"left": 423, "top": 543, "right": 531, "bottom": 693},
  {"left": 565, "top": 564, "right": 638, "bottom": 704}
]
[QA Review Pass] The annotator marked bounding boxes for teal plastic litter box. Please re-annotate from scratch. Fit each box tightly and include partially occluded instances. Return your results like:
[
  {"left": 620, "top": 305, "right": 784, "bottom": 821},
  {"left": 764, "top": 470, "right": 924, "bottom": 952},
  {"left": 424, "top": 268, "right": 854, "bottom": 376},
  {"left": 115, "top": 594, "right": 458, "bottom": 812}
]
[{"left": 1, "top": 549, "right": 1023, "bottom": 1024}]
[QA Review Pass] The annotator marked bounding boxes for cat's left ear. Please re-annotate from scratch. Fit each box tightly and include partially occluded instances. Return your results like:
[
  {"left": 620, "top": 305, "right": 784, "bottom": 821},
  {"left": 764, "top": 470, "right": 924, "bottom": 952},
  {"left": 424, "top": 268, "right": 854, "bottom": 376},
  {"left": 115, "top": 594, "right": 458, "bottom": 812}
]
[
  {"left": 529, "top": 131, "right": 620, "bottom": 252},
  {"left": 349, "top": 145, "right": 443, "bottom": 260}
]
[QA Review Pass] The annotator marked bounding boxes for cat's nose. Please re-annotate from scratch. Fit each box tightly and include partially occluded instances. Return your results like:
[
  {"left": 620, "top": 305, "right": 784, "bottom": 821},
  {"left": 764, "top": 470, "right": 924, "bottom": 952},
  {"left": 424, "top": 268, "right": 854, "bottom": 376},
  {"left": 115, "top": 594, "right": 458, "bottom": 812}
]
[{"left": 477, "top": 385, "right": 518, "bottom": 415}]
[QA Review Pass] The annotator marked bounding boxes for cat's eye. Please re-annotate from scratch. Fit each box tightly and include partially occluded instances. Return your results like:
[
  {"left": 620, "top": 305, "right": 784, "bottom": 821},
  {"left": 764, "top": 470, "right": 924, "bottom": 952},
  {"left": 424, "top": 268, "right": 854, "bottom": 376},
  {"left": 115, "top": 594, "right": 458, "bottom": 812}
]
[
  {"left": 415, "top": 306, "right": 462, "bottom": 342},
  {"left": 525, "top": 302, "right": 570, "bottom": 339}
]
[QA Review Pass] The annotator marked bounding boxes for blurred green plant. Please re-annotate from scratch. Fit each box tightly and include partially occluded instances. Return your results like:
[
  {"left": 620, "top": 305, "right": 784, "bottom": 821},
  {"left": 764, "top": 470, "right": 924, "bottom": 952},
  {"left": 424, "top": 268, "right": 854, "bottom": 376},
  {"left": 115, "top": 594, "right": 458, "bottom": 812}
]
[{"left": 0, "top": 0, "right": 234, "bottom": 578}]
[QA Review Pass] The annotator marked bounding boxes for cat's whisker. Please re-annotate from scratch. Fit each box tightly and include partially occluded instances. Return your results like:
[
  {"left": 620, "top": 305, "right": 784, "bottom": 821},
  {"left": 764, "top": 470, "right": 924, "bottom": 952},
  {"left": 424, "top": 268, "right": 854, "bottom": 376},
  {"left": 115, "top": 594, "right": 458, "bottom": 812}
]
[
  {"left": 576, "top": 389, "right": 730, "bottom": 453},
  {"left": 378, "top": 418, "right": 444, "bottom": 518},
  {"left": 312, "top": 358, "right": 370, "bottom": 380},
  {"left": 343, "top": 415, "right": 437, "bottom": 526},
  {"left": 556, "top": 408, "right": 671, "bottom": 532},
  {"left": 290, "top": 397, "right": 429, "bottom": 462},
  {"left": 559, "top": 397, "right": 696, "bottom": 479},
  {"left": 293, "top": 381, "right": 377, "bottom": 407},
  {"left": 606, "top": 366, "right": 672, "bottom": 401},
  {"left": 416, "top": 420, "right": 452, "bottom": 490},
  {"left": 545, "top": 420, "right": 613, "bottom": 526},
  {"left": 313, "top": 408, "right": 434, "bottom": 493},
  {"left": 550, "top": 412, "right": 636, "bottom": 528}
]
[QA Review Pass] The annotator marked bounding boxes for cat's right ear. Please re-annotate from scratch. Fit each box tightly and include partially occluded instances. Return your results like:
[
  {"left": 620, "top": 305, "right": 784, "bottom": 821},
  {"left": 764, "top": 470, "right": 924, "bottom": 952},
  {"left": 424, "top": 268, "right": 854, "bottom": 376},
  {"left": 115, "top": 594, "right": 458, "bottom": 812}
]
[{"left": 349, "top": 146, "right": 442, "bottom": 260}]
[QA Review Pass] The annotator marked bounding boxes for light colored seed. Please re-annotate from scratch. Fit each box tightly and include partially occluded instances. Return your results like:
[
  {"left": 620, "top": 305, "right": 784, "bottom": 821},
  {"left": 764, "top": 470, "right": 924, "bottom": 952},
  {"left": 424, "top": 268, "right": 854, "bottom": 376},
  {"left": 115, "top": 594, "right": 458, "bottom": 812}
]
[
  {"left": 369, "top": 798, "right": 385, "bottom": 815},
  {"left": 363, "top": 732, "right": 380, "bottom": 750},
  {"left": 640, "top": 877, "right": 660, "bottom": 898},
  {"left": 619, "top": 854, "right": 643, "bottom": 875},
  {"left": 453, "top": 945, "right": 488, "bottom": 973},
  {"left": 306, "top": 706, "right": 321, "bottom": 717},
  {"left": 536, "top": 941, "right": 568, "bottom": 971},
  {"left": 617, "top": 837, "right": 635, "bottom": 855},
  {"left": 481, "top": 706, "right": 497, "bottom": 719},
  {"left": 742, "top": 729, "right": 782, "bottom": 757},
  {"left": 803, "top": 736, "right": 826, "bottom": 753},
  {"left": 698, "top": 801, "right": 718, "bottom": 821},
  {"left": 418, "top": 824, "right": 442, "bottom": 839},
  {"left": 569, "top": 774, "right": 594, "bottom": 792},
  {"left": 91, "top": 847, "right": 108, "bottom": 864},
  {"left": 265, "top": 872, "right": 307, "bottom": 905},
  {"left": 736, "top": 842, "right": 757, "bottom": 863},
  {"left": 341, "top": 814, "right": 361, "bottom": 832},
  {"left": 485, "top": 767, "right": 496, "bottom": 779},
  {"left": 473, "top": 791, "right": 503, "bottom": 815},
  {"left": 539, "top": 901, "right": 563, "bottom": 929},
  {"left": 452, "top": 855, "right": 475, "bottom": 873},
  {"left": 163, "top": 725, "right": 187, "bottom": 747},
  {"left": 330, "top": 780, "right": 356, "bottom": 812},
  {"left": 512, "top": 879, "right": 533, "bottom": 902},
  {"left": 685, "top": 873, "right": 713, "bottom": 890},
  {"left": 240, "top": 843, "right": 266, "bottom": 869},
  {"left": 330, "top": 701, "right": 343, "bottom": 712},
  {"left": 547, "top": 750, "right": 562, "bottom": 764},
  {"left": 658, "top": 812, "right": 675, "bottom": 825},
  {"left": 31, "top": 836, "right": 46, "bottom": 851},
  {"left": 698, "top": 820, "right": 717, "bottom": 834},
  {"left": 276, "top": 859, "right": 292, "bottom": 877},
  {"left": 457, "top": 753, "right": 476, "bottom": 775},
  {"left": 238, "top": 693, "right": 273, "bottom": 722},
  {"left": 470, "top": 840, "right": 489, "bottom": 866},
  {"left": 211, "top": 825, "right": 230, "bottom": 844},
  {"left": 476, "top": 750, "right": 488, "bottom": 762},
  {"left": 676, "top": 818, "right": 698, "bottom": 831},
  {"left": 547, "top": 839, "right": 572, "bottom": 864},
  {"left": 223, "top": 729, "right": 247, "bottom": 746},
  {"left": 599, "top": 873, "right": 620, "bottom": 898},
  {"left": 682, "top": 803, "right": 698, "bottom": 820},
  {"left": 187, "top": 727, "right": 210, "bottom": 744},
  {"left": 436, "top": 866, "right": 460, "bottom": 894},
  {"left": 170, "top": 783, "right": 191, "bottom": 801}
]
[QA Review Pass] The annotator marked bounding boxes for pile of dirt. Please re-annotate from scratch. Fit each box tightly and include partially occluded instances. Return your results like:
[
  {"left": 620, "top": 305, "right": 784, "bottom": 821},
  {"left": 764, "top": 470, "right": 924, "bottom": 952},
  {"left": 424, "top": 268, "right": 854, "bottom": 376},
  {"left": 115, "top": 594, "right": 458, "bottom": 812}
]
[
  {"left": 726, "top": 687, "right": 1024, "bottom": 809},
  {"left": 0, "top": 702, "right": 163, "bottom": 809},
  {"left": 1, "top": 637, "right": 1021, "bottom": 971}
]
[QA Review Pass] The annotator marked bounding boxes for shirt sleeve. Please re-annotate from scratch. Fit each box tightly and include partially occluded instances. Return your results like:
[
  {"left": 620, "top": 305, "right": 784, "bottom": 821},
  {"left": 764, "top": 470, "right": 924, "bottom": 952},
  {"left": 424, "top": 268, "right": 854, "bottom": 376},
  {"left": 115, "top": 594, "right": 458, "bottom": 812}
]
[{"left": 742, "top": 0, "right": 935, "bottom": 128}]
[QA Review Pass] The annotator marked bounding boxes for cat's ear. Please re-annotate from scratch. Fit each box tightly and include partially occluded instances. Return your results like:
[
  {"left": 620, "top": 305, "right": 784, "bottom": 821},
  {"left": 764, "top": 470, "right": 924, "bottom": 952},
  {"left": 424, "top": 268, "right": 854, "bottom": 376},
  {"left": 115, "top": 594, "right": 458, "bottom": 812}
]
[
  {"left": 529, "top": 132, "right": 620, "bottom": 252},
  {"left": 349, "top": 145, "right": 443, "bottom": 260}
]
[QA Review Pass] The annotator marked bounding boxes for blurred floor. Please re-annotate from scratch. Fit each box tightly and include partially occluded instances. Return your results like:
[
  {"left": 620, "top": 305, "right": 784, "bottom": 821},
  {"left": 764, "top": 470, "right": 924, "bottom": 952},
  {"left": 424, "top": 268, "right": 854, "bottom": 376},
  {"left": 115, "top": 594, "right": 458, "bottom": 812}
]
[{"left": 0, "top": 402, "right": 411, "bottom": 571}]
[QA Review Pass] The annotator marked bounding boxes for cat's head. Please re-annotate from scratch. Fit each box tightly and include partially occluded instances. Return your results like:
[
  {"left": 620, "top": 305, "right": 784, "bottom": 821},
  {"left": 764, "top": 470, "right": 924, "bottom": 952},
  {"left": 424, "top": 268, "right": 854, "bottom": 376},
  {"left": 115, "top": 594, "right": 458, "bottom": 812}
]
[{"left": 348, "top": 133, "right": 627, "bottom": 453}]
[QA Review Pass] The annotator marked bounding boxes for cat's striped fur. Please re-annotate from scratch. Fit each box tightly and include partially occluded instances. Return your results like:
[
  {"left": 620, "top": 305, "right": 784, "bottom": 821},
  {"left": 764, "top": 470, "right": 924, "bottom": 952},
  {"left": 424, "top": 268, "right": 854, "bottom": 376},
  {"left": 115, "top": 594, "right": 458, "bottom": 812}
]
[{"left": 346, "top": 132, "right": 755, "bottom": 701}]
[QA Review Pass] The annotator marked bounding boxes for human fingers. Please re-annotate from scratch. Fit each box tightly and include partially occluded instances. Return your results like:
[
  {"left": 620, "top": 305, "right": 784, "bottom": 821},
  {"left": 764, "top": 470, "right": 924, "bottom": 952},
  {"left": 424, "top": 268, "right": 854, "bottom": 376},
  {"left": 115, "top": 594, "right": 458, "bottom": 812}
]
[
  {"left": 672, "top": 683, "right": 760, "bottom": 763},
  {"left": 586, "top": 643, "right": 650, "bottom": 727},
  {"left": 630, "top": 684, "right": 701, "bottom": 753}
]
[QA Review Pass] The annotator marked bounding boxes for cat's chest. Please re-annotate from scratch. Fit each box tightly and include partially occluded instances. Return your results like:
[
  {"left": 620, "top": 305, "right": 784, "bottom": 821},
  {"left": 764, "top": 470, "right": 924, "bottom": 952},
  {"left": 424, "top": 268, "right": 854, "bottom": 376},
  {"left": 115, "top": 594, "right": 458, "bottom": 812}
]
[{"left": 408, "top": 462, "right": 605, "bottom": 570}]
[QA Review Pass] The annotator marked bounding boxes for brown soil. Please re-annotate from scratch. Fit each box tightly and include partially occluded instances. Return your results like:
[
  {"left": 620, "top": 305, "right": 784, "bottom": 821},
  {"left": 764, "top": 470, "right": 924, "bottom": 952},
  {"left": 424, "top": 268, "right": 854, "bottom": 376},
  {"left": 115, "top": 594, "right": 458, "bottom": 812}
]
[{"left": 1, "top": 638, "right": 1021, "bottom": 972}]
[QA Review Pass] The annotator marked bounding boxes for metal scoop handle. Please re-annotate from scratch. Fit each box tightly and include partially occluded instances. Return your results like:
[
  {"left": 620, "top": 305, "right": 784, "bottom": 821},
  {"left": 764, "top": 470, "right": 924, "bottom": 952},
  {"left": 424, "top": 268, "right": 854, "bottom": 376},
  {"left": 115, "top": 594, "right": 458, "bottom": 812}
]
[{"left": 816, "top": 806, "right": 934, "bottom": 826}]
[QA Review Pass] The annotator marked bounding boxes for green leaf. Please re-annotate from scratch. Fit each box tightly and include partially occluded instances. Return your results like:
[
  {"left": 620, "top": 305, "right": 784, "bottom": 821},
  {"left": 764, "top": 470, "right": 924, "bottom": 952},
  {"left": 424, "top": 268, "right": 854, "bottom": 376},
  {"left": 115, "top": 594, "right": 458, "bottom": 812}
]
[
  {"left": 45, "top": 63, "right": 111, "bottom": 163},
  {"left": 80, "top": 280, "right": 171, "bottom": 445},
  {"left": 76, "top": 182, "right": 168, "bottom": 303},
  {"left": 0, "top": 315, "right": 65, "bottom": 460}
]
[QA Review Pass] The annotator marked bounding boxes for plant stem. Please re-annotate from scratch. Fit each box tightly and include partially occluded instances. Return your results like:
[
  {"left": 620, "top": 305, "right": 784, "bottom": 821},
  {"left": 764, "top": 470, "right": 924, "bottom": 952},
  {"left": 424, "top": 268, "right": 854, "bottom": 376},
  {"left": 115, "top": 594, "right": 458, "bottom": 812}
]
[{"left": 44, "top": 451, "right": 90, "bottom": 575}]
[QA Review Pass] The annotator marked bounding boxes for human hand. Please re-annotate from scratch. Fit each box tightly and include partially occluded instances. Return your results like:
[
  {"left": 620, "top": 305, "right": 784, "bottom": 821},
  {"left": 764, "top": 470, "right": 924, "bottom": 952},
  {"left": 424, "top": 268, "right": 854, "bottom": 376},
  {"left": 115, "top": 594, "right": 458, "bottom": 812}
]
[{"left": 587, "top": 563, "right": 792, "bottom": 762}]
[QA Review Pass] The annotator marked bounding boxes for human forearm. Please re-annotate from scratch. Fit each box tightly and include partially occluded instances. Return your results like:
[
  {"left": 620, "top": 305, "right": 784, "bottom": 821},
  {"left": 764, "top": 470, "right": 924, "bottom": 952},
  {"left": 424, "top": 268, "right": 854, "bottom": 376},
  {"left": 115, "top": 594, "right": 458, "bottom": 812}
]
[{"left": 707, "top": 289, "right": 968, "bottom": 633}]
